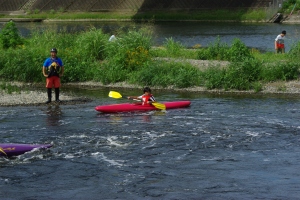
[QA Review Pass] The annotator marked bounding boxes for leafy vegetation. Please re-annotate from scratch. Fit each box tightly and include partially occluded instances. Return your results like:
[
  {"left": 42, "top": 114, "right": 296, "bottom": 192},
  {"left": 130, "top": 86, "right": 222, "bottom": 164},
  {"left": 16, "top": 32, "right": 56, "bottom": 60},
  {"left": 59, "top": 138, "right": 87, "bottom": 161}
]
[
  {"left": 281, "top": 0, "right": 300, "bottom": 13},
  {"left": 0, "top": 21, "right": 23, "bottom": 49},
  {"left": 0, "top": 21, "right": 299, "bottom": 92},
  {"left": 0, "top": 82, "right": 21, "bottom": 94}
]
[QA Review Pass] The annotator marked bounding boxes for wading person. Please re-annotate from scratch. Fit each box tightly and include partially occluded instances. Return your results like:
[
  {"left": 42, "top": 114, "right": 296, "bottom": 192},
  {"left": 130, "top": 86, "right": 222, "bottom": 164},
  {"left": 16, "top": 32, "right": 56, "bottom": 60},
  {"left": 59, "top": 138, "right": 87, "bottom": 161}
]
[
  {"left": 42, "top": 48, "right": 64, "bottom": 104},
  {"left": 275, "top": 30, "right": 286, "bottom": 53},
  {"left": 109, "top": 34, "right": 117, "bottom": 42}
]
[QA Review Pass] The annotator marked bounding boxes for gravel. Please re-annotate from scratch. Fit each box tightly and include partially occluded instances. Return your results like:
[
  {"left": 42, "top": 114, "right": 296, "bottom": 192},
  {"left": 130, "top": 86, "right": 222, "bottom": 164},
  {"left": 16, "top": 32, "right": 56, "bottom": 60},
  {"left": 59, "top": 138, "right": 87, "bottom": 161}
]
[{"left": 1, "top": 56, "right": 300, "bottom": 106}]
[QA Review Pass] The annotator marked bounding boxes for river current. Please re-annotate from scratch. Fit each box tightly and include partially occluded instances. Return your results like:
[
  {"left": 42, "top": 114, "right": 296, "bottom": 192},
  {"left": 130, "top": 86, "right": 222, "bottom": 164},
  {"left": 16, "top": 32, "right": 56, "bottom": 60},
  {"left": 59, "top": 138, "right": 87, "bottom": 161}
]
[{"left": 1, "top": 88, "right": 300, "bottom": 199}]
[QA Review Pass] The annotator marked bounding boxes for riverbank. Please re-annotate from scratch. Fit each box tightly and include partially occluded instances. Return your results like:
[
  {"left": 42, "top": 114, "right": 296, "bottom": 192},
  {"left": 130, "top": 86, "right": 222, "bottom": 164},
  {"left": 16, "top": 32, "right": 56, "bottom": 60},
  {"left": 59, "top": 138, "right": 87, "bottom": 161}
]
[
  {"left": 0, "top": 10, "right": 299, "bottom": 23},
  {"left": 0, "top": 82, "right": 92, "bottom": 106},
  {"left": 1, "top": 79, "right": 300, "bottom": 107}
]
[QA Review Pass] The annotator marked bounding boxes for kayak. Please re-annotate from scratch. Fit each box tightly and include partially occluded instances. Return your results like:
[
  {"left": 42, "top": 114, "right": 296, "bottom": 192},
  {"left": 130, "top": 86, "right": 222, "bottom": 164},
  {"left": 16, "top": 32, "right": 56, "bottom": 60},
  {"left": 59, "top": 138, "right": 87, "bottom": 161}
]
[
  {"left": 95, "top": 100, "right": 191, "bottom": 113},
  {"left": 0, "top": 143, "right": 52, "bottom": 157}
]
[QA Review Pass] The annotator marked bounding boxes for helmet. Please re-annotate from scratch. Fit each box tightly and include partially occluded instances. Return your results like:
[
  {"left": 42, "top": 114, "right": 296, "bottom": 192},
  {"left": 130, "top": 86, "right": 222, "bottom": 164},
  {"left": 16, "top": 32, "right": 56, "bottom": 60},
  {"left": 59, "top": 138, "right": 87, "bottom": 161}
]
[{"left": 50, "top": 48, "right": 57, "bottom": 53}]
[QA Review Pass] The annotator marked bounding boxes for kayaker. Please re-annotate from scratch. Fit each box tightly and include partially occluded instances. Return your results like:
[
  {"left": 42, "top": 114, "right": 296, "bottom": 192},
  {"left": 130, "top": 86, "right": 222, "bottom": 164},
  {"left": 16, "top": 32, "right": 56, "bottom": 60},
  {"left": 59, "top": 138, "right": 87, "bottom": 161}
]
[
  {"left": 42, "top": 48, "right": 64, "bottom": 104},
  {"left": 127, "top": 87, "right": 156, "bottom": 105},
  {"left": 275, "top": 30, "right": 286, "bottom": 54}
]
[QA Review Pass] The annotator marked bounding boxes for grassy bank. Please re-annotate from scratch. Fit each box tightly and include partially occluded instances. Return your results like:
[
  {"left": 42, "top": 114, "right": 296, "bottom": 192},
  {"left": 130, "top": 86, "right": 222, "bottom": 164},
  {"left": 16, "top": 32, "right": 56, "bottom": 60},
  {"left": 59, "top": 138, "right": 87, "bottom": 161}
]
[
  {"left": 0, "top": 21, "right": 299, "bottom": 92},
  {"left": 1, "top": 9, "right": 268, "bottom": 22}
]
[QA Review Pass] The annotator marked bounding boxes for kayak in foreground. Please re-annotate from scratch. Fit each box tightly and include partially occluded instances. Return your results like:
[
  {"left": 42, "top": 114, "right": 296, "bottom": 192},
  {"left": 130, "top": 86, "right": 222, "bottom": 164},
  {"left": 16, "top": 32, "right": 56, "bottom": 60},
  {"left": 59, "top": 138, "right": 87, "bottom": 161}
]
[
  {"left": 0, "top": 143, "right": 52, "bottom": 157},
  {"left": 95, "top": 100, "right": 191, "bottom": 113}
]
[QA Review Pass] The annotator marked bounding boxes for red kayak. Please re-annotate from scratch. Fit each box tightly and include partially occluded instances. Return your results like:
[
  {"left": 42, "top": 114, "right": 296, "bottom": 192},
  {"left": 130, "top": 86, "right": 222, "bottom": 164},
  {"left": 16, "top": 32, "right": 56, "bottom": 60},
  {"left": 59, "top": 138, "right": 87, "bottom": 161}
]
[
  {"left": 95, "top": 101, "right": 191, "bottom": 113},
  {"left": 0, "top": 143, "right": 52, "bottom": 157}
]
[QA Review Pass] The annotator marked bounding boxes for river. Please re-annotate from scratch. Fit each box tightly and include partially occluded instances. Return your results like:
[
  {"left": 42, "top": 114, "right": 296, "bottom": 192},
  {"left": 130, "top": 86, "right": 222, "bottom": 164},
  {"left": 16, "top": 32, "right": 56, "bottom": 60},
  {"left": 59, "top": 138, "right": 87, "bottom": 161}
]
[
  {"left": 1, "top": 21, "right": 300, "bottom": 52},
  {"left": 1, "top": 88, "right": 300, "bottom": 199}
]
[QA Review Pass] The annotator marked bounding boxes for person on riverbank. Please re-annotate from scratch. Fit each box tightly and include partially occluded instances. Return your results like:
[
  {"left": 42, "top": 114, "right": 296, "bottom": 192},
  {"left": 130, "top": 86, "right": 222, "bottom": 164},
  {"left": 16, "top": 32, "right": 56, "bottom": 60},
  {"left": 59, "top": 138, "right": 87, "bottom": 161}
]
[
  {"left": 42, "top": 48, "right": 64, "bottom": 104},
  {"left": 275, "top": 30, "right": 286, "bottom": 53},
  {"left": 127, "top": 87, "right": 156, "bottom": 105},
  {"left": 109, "top": 34, "right": 117, "bottom": 42}
]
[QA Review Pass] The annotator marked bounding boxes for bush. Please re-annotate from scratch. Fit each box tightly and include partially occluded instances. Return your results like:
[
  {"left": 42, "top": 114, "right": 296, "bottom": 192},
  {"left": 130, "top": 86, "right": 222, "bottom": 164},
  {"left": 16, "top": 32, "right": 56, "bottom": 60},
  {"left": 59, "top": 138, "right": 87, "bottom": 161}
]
[
  {"left": 75, "top": 28, "right": 107, "bottom": 60},
  {"left": 288, "top": 41, "right": 300, "bottom": 61},
  {"left": 164, "top": 37, "right": 185, "bottom": 57},
  {"left": 228, "top": 38, "right": 253, "bottom": 62},
  {"left": 0, "top": 21, "right": 24, "bottom": 49},
  {"left": 197, "top": 36, "right": 229, "bottom": 60},
  {"left": 129, "top": 61, "right": 201, "bottom": 88},
  {"left": 105, "top": 29, "right": 152, "bottom": 71},
  {"left": 197, "top": 37, "right": 253, "bottom": 62},
  {"left": 261, "top": 62, "right": 300, "bottom": 82},
  {"left": 223, "top": 58, "right": 262, "bottom": 90},
  {"left": 202, "top": 66, "right": 226, "bottom": 89}
]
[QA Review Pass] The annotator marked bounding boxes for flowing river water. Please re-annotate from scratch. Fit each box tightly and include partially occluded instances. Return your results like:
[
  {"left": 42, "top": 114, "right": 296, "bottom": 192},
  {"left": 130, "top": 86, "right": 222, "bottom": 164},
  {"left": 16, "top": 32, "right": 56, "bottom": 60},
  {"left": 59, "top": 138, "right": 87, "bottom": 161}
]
[
  {"left": 1, "top": 88, "right": 300, "bottom": 199},
  {"left": 1, "top": 21, "right": 300, "bottom": 199}
]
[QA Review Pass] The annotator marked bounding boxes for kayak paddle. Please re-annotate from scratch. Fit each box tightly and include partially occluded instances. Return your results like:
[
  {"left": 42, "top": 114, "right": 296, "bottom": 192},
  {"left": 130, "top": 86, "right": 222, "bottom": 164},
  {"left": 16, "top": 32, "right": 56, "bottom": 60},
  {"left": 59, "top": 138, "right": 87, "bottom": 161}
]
[
  {"left": 108, "top": 91, "right": 166, "bottom": 110},
  {"left": 0, "top": 147, "right": 7, "bottom": 156}
]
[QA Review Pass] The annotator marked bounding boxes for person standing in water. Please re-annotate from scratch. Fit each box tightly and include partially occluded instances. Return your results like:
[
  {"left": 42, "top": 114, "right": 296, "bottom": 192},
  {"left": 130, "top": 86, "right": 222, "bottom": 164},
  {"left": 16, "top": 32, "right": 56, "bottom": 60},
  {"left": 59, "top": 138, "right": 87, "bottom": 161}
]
[
  {"left": 42, "top": 48, "right": 64, "bottom": 104},
  {"left": 275, "top": 30, "right": 286, "bottom": 54}
]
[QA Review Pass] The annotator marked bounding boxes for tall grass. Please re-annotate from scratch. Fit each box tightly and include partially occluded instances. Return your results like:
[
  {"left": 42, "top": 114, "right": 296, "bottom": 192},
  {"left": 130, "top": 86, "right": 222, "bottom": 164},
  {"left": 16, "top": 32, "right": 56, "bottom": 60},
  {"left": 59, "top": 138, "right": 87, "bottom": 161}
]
[
  {"left": 129, "top": 61, "right": 202, "bottom": 88},
  {"left": 0, "top": 21, "right": 300, "bottom": 91},
  {"left": 197, "top": 37, "right": 253, "bottom": 61},
  {"left": 0, "top": 9, "right": 269, "bottom": 22}
]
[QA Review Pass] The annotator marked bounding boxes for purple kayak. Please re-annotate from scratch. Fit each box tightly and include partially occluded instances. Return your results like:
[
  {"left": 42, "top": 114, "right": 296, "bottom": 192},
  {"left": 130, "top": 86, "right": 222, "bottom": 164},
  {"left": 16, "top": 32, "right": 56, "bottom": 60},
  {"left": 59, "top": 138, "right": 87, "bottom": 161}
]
[{"left": 0, "top": 143, "right": 52, "bottom": 157}]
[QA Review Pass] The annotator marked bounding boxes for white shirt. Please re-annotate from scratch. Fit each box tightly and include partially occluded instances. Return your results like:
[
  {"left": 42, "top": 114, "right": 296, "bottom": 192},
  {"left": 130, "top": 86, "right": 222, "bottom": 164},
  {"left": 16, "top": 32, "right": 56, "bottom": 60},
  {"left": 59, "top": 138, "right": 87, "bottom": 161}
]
[
  {"left": 109, "top": 35, "right": 117, "bottom": 42},
  {"left": 275, "top": 34, "right": 285, "bottom": 44}
]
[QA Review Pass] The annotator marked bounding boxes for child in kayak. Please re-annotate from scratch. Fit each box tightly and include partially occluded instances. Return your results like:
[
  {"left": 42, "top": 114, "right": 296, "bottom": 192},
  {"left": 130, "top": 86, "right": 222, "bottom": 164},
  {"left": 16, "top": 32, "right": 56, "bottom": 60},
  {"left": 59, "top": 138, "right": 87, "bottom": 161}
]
[{"left": 127, "top": 87, "right": 156, "bottom": 105}]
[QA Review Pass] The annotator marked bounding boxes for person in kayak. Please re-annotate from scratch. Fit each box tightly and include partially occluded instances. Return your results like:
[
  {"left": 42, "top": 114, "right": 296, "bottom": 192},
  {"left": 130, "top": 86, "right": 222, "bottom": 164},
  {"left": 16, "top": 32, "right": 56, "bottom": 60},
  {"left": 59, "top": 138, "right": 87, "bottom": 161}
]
[
  {"left": 42, "top": 48, "right": 64, "bottom": 104},
  {"left": 275, "top": 30, "right": 286, "bottom": 54},
  {"left": 127, "top": 87, "right": 156, "bottom": 105}
]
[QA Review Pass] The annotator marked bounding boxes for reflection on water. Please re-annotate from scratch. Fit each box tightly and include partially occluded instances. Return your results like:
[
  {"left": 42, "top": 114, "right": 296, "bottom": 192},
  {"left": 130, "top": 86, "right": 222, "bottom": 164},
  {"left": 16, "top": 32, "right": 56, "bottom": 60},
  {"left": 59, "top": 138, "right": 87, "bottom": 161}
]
[{"left": 46, "top": 105, "right": 62, "bottom": 126}]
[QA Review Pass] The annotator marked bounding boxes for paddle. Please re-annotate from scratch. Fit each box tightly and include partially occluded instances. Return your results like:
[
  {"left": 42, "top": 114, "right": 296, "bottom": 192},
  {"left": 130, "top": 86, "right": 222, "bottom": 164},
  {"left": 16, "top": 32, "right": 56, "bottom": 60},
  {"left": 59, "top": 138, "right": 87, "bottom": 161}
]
[
  {"left": 0, "top": 147, "right": 7, "bottom": 157},
  {"left": 108, "top": 91, "right": 166, "bottom": 110}
]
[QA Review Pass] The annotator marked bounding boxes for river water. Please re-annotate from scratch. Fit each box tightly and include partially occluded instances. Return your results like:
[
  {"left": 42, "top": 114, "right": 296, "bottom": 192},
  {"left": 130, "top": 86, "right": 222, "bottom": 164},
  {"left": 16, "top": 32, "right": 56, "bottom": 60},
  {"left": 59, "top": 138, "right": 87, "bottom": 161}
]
[
  {"left": 1, "top": 88, "right": 300, "bottom": 199},
  {"left": 1, "top": 21, "right": 300, "bottom": 52}
]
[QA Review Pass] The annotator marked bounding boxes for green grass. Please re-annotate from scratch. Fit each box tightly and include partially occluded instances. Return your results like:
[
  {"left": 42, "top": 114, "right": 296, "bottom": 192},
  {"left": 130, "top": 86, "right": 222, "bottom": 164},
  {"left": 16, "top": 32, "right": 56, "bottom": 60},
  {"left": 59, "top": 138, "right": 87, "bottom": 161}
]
[
  {"left": 0, "top": 9, "right": 268, "bottom": 22},
  {"left": 1, "top": 21, "right": 300, "bottom": 92},
  {"left": 0, "top": 82, "right": 21, "bottom": 94}
]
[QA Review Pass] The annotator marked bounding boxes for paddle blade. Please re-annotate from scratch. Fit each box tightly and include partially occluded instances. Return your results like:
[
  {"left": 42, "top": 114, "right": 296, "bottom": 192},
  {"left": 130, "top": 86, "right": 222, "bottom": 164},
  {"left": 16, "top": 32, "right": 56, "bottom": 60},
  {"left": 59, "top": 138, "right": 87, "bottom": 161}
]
[
  {"left": 0, "top": 147, "right": 7, "bottom": 156},
  {"left": 109, "top": 91, "right": 123, "bottom": 99},
  {"left": 152, "top": 102, "right": 166, "bottom": 110}
]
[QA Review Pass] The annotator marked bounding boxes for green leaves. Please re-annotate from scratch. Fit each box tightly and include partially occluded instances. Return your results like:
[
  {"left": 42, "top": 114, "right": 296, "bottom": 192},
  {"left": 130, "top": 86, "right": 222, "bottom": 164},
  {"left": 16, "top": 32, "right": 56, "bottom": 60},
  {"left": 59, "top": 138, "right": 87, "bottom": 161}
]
[{"left": 0, "top": 21, "right": 23, "bottom": 49}]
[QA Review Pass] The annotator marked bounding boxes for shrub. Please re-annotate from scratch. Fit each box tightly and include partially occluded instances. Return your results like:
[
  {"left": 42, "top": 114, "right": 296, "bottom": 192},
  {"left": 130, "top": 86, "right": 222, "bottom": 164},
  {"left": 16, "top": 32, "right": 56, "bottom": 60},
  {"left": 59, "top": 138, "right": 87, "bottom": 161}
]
[
  {"left": 201, "top": 66, "right": 226, "bottom": 89},
  {"left": 228, "top": 38, "right": 253, "bottom": 62},
  {"left": 223, "top": 58, "right": 262, "bottom": 90},
  {"left": 105, "top": 29, "right": 152, "bottom": 71},
  {"left": 261, "top": 62, "right": 300, "bottom": 81},
  {"left": 129, "top": 61, "right": 201, "bottom": 88},
  {"left": 197, "top": 36, "right": 229, "bottom": 60},
  {"left": 288, "top": 41, "right": 300, "bottom": 61},
  {"left": 0, "top": 21, "right": 24, "bottom": 49},
  {"left": 75, "top": 28, "right": 107, "bottom": 60},
  {"left": 164, "top": 37, "right": 184, "bottom": 57}
]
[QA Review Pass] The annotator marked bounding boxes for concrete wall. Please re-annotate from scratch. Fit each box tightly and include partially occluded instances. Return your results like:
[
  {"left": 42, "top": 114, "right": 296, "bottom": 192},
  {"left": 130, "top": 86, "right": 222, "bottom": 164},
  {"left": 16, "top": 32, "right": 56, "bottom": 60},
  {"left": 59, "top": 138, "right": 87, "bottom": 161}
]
[{"left": 0, "top": 0, "right": 274, "bottom": 12}]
